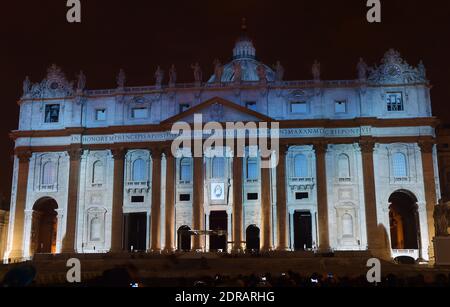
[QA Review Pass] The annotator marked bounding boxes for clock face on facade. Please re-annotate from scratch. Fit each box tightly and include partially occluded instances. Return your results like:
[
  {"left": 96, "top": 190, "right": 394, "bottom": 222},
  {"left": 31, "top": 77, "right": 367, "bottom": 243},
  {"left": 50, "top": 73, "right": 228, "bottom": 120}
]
[{"left": 385, "top": 64, "right": 401, "bottom": 78}]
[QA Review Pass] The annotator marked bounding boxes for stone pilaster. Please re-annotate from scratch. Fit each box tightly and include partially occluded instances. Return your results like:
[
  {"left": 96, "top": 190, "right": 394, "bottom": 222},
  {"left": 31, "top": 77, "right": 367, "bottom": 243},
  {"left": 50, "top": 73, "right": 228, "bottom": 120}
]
[
  {"left": 61, "top": 147, "right": 82, "bottom": 253},
  {"left": 192, "top": 156, "right": 204, "bottom": 251},
  {"left": 164, "top": 150, "right": 176, "bottom": 253},
  {"left": 314, "top": 142, "right": 330, "bottom": 251},
  {"left": 10, "top": 151, "right": 32, "bottom": 260},
  {"left": 419, "top": 141, "right": 437, "bottom": 261},
  {"left": 150, "top": 148, "right": 162, "bottom": 251},
  {"left": 260, "top": 156, "right": 272, "bottom": 252},
  {"left": 276, "top": 146, "right": 288, "bottom": 251},
  {"left": 110, "top": 148, "right": 125, "bottom": 253},
  {"left": 232, "top": 155, "right": 243, "bottom": 252}
]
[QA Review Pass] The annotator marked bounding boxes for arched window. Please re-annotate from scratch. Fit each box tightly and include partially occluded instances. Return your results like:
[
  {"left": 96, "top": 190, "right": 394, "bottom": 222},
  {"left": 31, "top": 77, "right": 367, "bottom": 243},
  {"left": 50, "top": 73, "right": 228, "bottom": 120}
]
[
  {"left": 41, "top": 161, "right": 56, "bottom": 186},
  {"left": 92, "top": 160, "right": 104, "bottom": 184},
  {"left": 338, "top": 154, "right": 351, "bottom": 179},
  {"left": 212, "top": 157, "right": 225, "bottom": 179},
  {"left": 342, "top": 214, "right": 354, "bottom": 237},
  {"left": 90, "top": 217, "right": 102, "bottom": 241},
  {"left": 132, "top": 158, "right": 146, "bottom": 182},
  {"left": 180, "top": 158, "right": 192, "bottom": 183},
  {"left": 392, "top": 152, "right": 407, "bottom": 178},
  {"left": 246, "top": 157, "right": 258, "bottom": 181},
  {"left": 294, "top": 154, "right": 308, "bottom": 178}
]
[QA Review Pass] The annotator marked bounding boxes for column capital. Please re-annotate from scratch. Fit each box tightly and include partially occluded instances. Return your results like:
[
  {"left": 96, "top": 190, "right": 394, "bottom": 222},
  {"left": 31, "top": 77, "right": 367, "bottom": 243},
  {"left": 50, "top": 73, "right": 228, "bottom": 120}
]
[
  {"left": 150, "top": 147, "right": 164, "bottom": 159},
  {"left": 111, "top": 147, "right": 126, "bottom": 160},
  {"left": 16, "top": 150, "right": 32, "bottom": 163},
  {"left": 313, "top": 142, "right": 328, "bottom": 154},
  {"left": 418, "top": 140, "right": 435, "bottom": 153},
  {"left": 162, "top": 146, "right": 174, "bottom": 158},
  {"left": 359, "top": 140, "right": 375, "bottom": 153},
  {"left": 68, "top": 147, "right": 83, "bottom": 161},
  {"left": 276, "top": 144, "right": 289, "bottom": 156}
]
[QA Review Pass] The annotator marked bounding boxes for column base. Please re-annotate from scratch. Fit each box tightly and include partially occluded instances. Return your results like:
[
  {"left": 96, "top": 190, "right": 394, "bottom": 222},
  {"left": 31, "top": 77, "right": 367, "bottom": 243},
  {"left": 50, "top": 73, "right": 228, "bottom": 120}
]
[{"left": 8, "top": 250, "right": 24, "bottom": 262}]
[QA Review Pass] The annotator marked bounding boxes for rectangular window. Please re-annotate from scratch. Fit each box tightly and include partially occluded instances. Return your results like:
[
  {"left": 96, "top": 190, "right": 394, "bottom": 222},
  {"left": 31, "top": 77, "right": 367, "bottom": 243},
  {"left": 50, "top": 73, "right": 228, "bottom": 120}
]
[
  {"left": 247, "top": 193, "right": 258, "bottom": 200},
  {"left": 95, "top": 109, "right": 107, "bottom": 121},
  {"left": 132, "top": 107, "right": 148, "bottom": 119},
  {"left": 246, "top": 101, "right": 257, "bottom": 111},
  {"left": 179, "top": 194, "right": 191, "bottom": 202},
  {"left": 295, "top": 192, "right": 309, "bottom": 200},
  {"left": 334, "top": 100, "right": 347, "bottom": 113},
  {"left": 44, "top": 104, "right": 60, "bottom": 123},
  {"left": 246, "top": 159, "right": 258, "bottom": 181},
  {"left": 131, "top": 196, "right": 144, "bottom": 203},
  {"left": 386, "top": 92, "right": 404, "bottom": 112},
  {"left": 179, "top": 104, "right": 190, "bottom": 113},
  {"left": 290, "top": 102, "right": 307, "bottom": 114}
]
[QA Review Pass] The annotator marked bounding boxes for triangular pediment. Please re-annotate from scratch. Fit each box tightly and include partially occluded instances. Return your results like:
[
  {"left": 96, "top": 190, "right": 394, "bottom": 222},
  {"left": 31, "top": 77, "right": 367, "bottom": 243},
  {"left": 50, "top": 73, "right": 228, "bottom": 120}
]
[{"left": 161, "top": 97, "right": 273, "bottom": 124}]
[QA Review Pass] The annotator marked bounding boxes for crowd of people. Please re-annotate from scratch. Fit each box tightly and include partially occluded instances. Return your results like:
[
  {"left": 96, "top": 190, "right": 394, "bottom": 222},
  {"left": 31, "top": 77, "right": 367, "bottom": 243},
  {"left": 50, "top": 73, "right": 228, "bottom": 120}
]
[{"left": 2, "top": 263, "right": 450, "bottom": 287}]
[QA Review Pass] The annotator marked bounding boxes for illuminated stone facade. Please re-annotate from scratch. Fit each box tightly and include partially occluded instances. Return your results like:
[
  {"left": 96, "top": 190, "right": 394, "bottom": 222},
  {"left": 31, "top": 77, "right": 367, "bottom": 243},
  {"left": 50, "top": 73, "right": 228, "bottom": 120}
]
[{"left": 3, "top": 33, "right": 440, "bottom": 262}]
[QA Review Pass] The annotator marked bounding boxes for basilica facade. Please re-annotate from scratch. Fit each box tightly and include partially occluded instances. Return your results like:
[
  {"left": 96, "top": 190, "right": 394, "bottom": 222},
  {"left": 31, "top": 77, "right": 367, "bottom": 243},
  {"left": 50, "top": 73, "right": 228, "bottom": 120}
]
[{"left": 3, "top": 33, "right": 441, "bottom": 262}]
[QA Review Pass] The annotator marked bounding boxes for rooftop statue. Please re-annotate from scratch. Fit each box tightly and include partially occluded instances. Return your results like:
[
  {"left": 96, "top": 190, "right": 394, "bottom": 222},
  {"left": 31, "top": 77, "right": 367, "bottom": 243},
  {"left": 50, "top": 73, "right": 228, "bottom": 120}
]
[
  {"left": 191, "top": 62, "right": 203, "bottom": 84},
  {"left": 154, "top": 66, "right": 164, "bottom": 87},
  {"left": 274, "top": 61, "right": 284, "bottom": 82},
  {"left": 213, "top": 59, "right": 223, "bottom": 83},
  {"left": 22, "top": 76, "right": 31, "bottom": 97},
  {"left": 168, "top": 64, "right": 177, "bottom": 87},
  {"left": 357, "top": 58, "right": 369, "bottom": 81},
  {"left": 312, "top": 60, "right": 321, "bottom": 81},
  {"left": 116, "top": 69, "right": 126, "bottom": 88},
  {"left": 232, "top": 61, "right": 242, "bottom": 83},
  {"left": 76, "top": 70, "right": 86, "bottom": 92},
  {"left": 257, "top": 63, "right": 267, "bottom": 83}
]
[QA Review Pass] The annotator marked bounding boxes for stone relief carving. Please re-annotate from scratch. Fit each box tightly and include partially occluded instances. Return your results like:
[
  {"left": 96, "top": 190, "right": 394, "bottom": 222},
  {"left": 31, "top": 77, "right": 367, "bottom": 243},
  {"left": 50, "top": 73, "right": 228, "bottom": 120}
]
[
  {"left": 27, "top": 64, "right": 74, "bottom": 99},
  {"left": 368, "top": 49, "right": 427, "bottom": 85},
  {"left": 434, "top": 199, "right": 450, "bottom": 237}
]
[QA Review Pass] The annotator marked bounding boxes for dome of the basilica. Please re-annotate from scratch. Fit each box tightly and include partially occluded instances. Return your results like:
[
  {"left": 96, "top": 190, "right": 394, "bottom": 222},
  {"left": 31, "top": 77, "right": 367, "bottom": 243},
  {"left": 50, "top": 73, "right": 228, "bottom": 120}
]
[{"left": 208, "top": 33, "right": 275, "bottom": 83}]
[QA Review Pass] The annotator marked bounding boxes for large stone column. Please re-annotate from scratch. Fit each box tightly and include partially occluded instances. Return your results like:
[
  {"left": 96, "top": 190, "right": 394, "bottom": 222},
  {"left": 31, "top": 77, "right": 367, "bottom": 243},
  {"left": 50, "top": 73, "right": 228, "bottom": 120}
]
[
  {"left": 314, "top": 143, "right": 330, "bottom": 251},
  {"left": 110, "top": 148, "right": 125, "bottom": 253},
  {"left": 10, "top": 151, "right": 32, "bottom": 260},
  {"left": 192, "top": 156, "right": 204, "bottom": 250},
  {"left": 61, "top": 148, "right": 82, "bottom": 253},
  {"left": 260, "top": 156, "right": 272, "bottom": 252},
  {"left": 150, "top": 148, "right": 162, "bottom": 251},
  {"left": 276, "top": 146, "right": 288, "bottom": 251},
  {"left": 419, "top": 141, "right": 437, "bottom": 260},
  {"left": 164, "top": 150, "right": 176, "bottom": 252},
  {"left": 360, "top": 141, "right": 380, "bottom": 252},
  {"left": 232, "top": 155, "right": 243, "bottom": 252}
]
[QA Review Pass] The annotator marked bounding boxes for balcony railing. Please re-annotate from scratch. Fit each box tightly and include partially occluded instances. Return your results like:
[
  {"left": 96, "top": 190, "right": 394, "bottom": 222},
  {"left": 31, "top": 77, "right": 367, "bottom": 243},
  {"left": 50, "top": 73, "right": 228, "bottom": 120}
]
[{"left": 392, "top": 249, "right": 419, "bottom": 260}]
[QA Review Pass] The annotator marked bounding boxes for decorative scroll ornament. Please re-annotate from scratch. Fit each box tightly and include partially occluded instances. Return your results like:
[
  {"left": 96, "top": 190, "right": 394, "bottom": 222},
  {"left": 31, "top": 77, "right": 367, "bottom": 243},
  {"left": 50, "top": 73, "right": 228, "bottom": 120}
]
[
  {"left": 28, "top": 64, "right": 74, "bottom": 99},
  {"left": 368, "top": 49, "right": 427, "bottom": 85}
]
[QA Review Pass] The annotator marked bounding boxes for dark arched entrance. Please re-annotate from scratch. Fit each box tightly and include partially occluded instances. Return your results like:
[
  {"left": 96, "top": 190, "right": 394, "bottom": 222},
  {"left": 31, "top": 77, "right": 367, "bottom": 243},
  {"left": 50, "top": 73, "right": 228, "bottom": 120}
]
[
  {"left": 177, "top": 225, "right": 191, "bottom": 251},
  {"left": 31, "top": 197, "right": 58, "bottom": 254},
  {"left": 388, "top": 190, "right": 420, "bottom": 249},
  {"left": 246, "top": 225, "right": 260, "bottom": 251}
]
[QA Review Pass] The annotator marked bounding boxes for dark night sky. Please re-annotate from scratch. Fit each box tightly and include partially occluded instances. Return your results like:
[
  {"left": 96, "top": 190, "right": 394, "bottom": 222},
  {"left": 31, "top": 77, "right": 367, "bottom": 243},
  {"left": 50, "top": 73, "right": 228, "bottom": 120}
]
[{"left": 0, "top": 0, "right": 449, "bottom": 202}]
